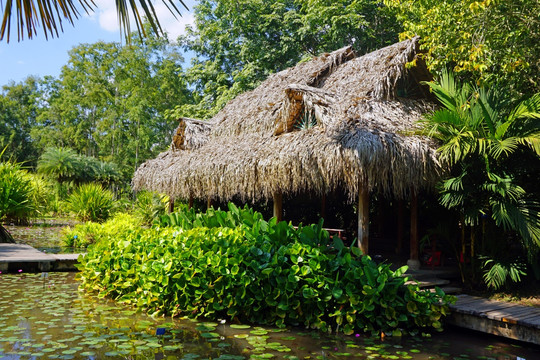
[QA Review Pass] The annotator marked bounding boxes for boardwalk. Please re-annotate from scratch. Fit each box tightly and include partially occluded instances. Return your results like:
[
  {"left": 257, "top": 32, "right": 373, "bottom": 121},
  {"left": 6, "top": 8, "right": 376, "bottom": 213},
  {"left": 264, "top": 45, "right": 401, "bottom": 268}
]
[
  {"left": 448, "top": 294, "right": 540, "bottom": 345},
  {"left": 0, "top": 244, "right": 80, "bottom": 272}
]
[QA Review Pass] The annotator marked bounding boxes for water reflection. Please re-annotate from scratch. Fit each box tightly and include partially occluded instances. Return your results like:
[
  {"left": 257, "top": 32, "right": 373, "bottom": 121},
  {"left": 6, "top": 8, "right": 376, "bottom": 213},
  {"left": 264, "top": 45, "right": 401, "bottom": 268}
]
[{"left": 0, "top": 272, "right": 538, "bottom": 360}]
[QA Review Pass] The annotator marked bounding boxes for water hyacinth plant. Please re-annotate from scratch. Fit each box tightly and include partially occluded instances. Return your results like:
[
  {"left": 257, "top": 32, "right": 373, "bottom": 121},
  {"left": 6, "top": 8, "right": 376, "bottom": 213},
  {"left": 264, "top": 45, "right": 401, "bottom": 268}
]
[{"left": 77, "top": 203, "right": 454, "bottom": 336}]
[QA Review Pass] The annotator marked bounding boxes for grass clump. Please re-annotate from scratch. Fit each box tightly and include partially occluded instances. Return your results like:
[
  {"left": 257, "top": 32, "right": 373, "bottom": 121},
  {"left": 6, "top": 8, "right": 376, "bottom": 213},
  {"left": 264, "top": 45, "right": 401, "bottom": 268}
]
[
  {"left": 77, "top": 203, "right": 454, "bottom": 336},
  {"left": 66, "top": 183, "right": 114, "bottom": 222}
]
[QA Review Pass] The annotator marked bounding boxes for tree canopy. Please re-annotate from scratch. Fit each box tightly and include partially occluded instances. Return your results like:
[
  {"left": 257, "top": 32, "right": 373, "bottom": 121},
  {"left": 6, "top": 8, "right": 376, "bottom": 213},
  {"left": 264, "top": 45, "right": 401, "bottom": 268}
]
[
  {"left": 386, "top": 0, "right": 540, "bottom": 98},
  {"left": 171, "top": 0, "right": 402, "bottom": 118}
]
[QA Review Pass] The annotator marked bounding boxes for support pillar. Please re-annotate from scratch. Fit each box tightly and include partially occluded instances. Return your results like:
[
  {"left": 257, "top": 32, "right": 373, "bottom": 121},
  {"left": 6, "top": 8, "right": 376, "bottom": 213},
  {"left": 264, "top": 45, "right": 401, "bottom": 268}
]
[
  {"left": 407, "top": 191, "right": 420, "bottom": 270},
  {"left": 273, "top": 191, "right": 283, "bottom": 222},
  {"left": 188, "top": 195, "right": 194, "bottom": 209},
  {"left": 168, "top": 199, "right": 174, "bottom": 213},
  {"left": 207, "top": 197, "right": 214, "bottom": 210},
  {"left": 357, "top": 177, "right": 369, "bottom": 255}
]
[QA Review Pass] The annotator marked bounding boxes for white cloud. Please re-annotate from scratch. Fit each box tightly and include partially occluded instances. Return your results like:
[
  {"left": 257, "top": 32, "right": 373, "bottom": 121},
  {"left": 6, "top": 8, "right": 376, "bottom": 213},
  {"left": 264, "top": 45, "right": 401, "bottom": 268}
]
[{"left": 90, "top": 0, "right": 196, "bottom": 40}]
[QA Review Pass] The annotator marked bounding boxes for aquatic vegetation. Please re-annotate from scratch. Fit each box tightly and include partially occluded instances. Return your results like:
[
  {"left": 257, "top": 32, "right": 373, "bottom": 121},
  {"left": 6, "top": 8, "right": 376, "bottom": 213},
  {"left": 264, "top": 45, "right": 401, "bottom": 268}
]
[
  {"left": 62, "top": 212, "right": 142, "bottom": 248},
  {"left": 0, "top": 272, "right": 537, "bottom": 360},
  {"left": 78, "top": 204, "right": 454, "bottom": 336}
]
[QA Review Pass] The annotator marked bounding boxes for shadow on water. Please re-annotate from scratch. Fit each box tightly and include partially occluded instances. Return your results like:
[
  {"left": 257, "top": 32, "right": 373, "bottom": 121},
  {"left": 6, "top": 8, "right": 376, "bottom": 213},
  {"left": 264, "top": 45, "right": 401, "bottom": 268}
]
[{"left": 0, "top": 272, "right": 539, "bottom": 360}]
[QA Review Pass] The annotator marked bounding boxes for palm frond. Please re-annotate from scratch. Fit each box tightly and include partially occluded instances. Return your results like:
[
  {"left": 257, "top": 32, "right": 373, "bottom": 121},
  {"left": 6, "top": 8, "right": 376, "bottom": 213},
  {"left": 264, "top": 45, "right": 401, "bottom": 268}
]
[
  {"left": 507, "top": 93, "right": 540, "bottom": 123},
  {"left": 0, "top": 0, "right": 188, "bottom": 42}
]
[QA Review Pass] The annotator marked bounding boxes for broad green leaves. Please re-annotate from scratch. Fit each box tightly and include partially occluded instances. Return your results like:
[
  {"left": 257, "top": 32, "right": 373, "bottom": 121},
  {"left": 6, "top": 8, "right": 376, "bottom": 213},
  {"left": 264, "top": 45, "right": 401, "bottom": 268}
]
[{"left": 77, "top": 205, "right": 453, "bottom": 336}]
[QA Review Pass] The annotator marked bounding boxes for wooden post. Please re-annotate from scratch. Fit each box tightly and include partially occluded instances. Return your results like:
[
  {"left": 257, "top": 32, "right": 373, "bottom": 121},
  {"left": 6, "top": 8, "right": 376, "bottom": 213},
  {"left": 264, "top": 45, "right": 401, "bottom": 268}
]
[
  {"left": 396, "top": 199, "right": 404, "bottom": 254},
  {"left": 273, "top": 191, "right": 283, "bottom": 222},
  {"left": 188, "top": 195, "right": 194, "bottom": 209},
  {"left": 407, "top": 191, "right": 420, "bottom": 270},
  {"left": 207, "top": 197, "right": 214, "bottom": 210},
  {"left": 357, "top": 177, "right": 369, "bottom": 255},
  {"left": 168, "top": 199, "right": 174, "bottom": 213}
]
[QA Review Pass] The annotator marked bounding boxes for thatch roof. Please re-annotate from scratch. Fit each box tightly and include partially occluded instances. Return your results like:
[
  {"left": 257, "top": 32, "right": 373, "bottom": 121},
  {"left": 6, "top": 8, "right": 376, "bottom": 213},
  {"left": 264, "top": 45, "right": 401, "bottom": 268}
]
[{"left": 133, "top": 37, "right": 441, "bottom": 202}]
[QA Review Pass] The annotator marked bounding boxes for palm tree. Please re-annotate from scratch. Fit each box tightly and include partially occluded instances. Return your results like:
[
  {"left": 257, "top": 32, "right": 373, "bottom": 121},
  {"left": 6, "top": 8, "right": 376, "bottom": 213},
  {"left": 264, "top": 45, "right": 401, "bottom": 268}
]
[
  {"left": 1, "top": 0, "right": 188, "bottom": 42},
  {"left": 37, "top": 147, "right": 82, "bottom": 185},
  {"left": 421, "top": 70, "right": 540, "bottom": 278}
]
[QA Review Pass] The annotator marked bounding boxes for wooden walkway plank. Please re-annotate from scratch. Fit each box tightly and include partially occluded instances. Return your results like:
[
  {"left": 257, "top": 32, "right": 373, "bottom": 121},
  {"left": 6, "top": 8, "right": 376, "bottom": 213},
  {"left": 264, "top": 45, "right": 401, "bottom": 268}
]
[
  {"left": 0, "top": 244, "right": 81, "bottom": 272},
  {"left": 448, "top": 293, "right": 540, "bottom": 345}
]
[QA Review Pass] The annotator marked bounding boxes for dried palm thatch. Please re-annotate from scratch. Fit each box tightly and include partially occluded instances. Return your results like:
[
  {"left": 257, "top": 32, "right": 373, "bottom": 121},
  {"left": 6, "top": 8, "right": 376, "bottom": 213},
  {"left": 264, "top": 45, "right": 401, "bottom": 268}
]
[{"left": 133, "top": 37, "right": 441, "bottom": 202}]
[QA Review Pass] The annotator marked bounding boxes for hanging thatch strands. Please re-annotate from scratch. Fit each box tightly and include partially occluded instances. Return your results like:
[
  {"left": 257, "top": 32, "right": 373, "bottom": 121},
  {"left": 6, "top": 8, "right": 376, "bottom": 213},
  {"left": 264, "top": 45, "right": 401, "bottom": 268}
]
[
  {"left": 171, "top": 117, "right": 214, "bottom": 150},
  {"left": 132, "top": 37, "right": 443, "bottom": 204}
]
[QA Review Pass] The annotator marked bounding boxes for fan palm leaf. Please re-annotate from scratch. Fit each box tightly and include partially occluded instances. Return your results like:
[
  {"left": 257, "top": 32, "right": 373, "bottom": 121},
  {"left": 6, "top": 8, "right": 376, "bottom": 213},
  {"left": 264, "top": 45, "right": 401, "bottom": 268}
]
[{"left": 1, "top": 0, "right": 188, "bottom": 42}]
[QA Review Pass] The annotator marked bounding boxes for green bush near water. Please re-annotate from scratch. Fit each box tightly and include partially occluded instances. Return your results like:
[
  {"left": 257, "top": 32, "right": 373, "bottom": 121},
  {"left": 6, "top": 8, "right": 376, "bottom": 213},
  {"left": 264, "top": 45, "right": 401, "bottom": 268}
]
[
  {"left": 66, "top": 183, "right": 114, "bottom": 222},
  {"left": 63, "top": 213, "right": 142, "bottom": 248},
  {"left": 0, "top": 162, "right": 37, "bottom": 224},
  {"left": 77, "top": 204, "right": 454, "bottom": 336}
]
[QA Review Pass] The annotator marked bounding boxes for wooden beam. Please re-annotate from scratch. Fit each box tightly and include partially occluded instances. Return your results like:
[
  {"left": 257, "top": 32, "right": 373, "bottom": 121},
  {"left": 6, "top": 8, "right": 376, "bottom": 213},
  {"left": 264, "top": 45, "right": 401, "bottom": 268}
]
[
  {"left": 357, "top": 177, "right": 369, "bottom": 255},
  {"left": 188, "top": 195, "right": 194, "bottom": 209},
  {"left": 273, "top": 191, "right": 283, "bottom": 222}
]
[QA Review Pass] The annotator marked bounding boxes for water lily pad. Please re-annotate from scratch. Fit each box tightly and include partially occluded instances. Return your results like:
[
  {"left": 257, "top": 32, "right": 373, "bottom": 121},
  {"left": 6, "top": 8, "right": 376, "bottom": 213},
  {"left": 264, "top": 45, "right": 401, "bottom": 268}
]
[
  {"left": 201, "top": 332, "right": 220, "bottom": 338},
  {"left": 230, "top": 324, "right": 251, "bottom": 329}
]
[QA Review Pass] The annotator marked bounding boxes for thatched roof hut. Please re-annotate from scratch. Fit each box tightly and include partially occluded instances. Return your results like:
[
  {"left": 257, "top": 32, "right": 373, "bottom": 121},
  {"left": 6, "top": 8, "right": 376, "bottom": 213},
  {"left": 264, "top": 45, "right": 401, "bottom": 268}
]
[{"left": 133, "top": 37, "right": 440, "bottom": 264}]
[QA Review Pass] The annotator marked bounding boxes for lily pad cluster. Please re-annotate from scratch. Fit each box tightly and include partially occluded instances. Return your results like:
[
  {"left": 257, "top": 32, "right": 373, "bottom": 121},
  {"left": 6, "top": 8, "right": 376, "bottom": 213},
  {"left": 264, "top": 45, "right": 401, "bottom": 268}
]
[
  {"left": 77, "top": 203, "right": 454, "bottom": 336},
  {"left": 0, "top": 273, "right": 243, "bottom": 359}
]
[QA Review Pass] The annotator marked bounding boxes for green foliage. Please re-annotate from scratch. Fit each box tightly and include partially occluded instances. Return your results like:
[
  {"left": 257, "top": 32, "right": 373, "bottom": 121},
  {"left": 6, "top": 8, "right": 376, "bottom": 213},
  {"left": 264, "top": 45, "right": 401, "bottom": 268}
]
[
  {"left": 27, "top": 173, "right": 56, "bottom": 216},
  {"left": 34, "top": 36, "right": 192, "bottom": 180},
  {"left": 422, "top": 70, "right": 540, "bottom": 266},
  {"left": 173, "top": 0, "right": 401, "bottom": 118},
  {"left": 481, "top": 256, "right": 527, "bottom": 290},
  {"left": 78, "top": 204, "right": 453, "bottom": 335},
  {"left": 387, "top": 0, "right": 540, "bottom": 98},
  {"left": 134, "top": 191, "right": 170, "bottom": 225},
  {"left": 66, "top": 183, "right": 114, "bottom": 222},
  {"left": 0, "top": 77, "right": 40, "bottom": 165},
  {"left": 63, "top": 213, "right": 142, "bottom": 248},
  {"left": 37, "top": 147, "right": 82, "bottom": 184},
  {"left": 0, "top": 162, "right": 36, "bottom": 224}
]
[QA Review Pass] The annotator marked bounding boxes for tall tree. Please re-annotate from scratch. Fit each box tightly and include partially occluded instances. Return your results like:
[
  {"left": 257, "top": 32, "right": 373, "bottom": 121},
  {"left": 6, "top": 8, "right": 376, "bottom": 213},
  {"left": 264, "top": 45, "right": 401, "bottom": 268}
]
[
  {"left": 386, "top": 0, "right": 540, "bottom": 98},
  {"left": 0, "top": 77, "right": 41, "bottom": 165},
  {"left": 34, "top": 30, "right": 192, "bottom": 181},
  {"left": 174, "top": 0, "right": 402, "bottom": 118}
]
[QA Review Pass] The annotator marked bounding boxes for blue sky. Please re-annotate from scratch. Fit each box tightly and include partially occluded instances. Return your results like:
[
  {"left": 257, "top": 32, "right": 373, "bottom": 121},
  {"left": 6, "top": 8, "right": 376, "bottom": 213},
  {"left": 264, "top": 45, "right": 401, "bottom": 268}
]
[{"left": 0, "top": 1, "right": 196, "bottom": 86}]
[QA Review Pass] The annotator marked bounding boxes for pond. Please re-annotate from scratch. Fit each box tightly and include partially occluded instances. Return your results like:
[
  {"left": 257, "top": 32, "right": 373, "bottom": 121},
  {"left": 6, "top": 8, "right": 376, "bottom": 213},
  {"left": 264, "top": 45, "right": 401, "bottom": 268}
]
[
  {"left": 4, "top": 219, "right": 82, "bottom": 254},
  {"left": 0, "top": 272, "right": 538, "bottom": 360}
]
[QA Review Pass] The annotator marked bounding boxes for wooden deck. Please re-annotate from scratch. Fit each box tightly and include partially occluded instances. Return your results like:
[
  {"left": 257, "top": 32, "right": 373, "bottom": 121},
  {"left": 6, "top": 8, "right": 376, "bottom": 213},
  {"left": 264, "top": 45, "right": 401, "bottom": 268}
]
[
  {"left": 0, "top": 244, "right": 81, "bottom": 272},
  {"left": 447, "top": 294, "right": 540, "bottom": 345}
]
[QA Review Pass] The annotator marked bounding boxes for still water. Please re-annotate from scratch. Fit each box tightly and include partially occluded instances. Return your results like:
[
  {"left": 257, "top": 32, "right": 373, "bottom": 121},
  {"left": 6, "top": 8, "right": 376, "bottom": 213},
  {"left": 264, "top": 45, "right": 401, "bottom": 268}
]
[{"left": 0, "top": 272, "right": 538, "bottom": 360}]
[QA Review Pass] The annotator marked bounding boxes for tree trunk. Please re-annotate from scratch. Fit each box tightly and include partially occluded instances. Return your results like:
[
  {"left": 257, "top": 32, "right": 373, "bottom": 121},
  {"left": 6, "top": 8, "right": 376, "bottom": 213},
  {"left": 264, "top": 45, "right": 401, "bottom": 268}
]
[
  {"left": 357, "top": 177, "right": 369, "bottom": 255},
  {"left": 273, "top": 191, "right": 283, "bottom": 222}
]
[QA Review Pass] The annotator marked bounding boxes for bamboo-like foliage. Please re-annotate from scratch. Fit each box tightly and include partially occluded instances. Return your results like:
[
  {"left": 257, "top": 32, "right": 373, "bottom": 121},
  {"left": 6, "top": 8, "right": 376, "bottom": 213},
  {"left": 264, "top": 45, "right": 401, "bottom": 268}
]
[
  {"left": 0, "top": 0, "right": 187, "bottom": 42},
  {"left": 133, "top": 38, "right": 442, "bottom": 203}
]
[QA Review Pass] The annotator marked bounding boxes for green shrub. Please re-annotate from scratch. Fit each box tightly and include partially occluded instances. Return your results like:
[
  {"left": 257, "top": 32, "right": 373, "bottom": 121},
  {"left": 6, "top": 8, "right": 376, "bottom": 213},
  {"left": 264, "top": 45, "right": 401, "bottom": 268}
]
[
  {"left": 78, "top": 204, "right": 454, "bottom": 336},
  {"left": 66, "top": 183, "right": 114, "bottom": 222},
  {"left": 63, "top": 213, "right": 142, "bottom": 248},
  {"left": 28, "top": 174, "right": 56, "bottom": 216},
  {"left": 134, "top": 191, "right": 169, "bottom": 225},
  {"left": 0, "top": 162, "right": 36, "bottom": 224}
]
